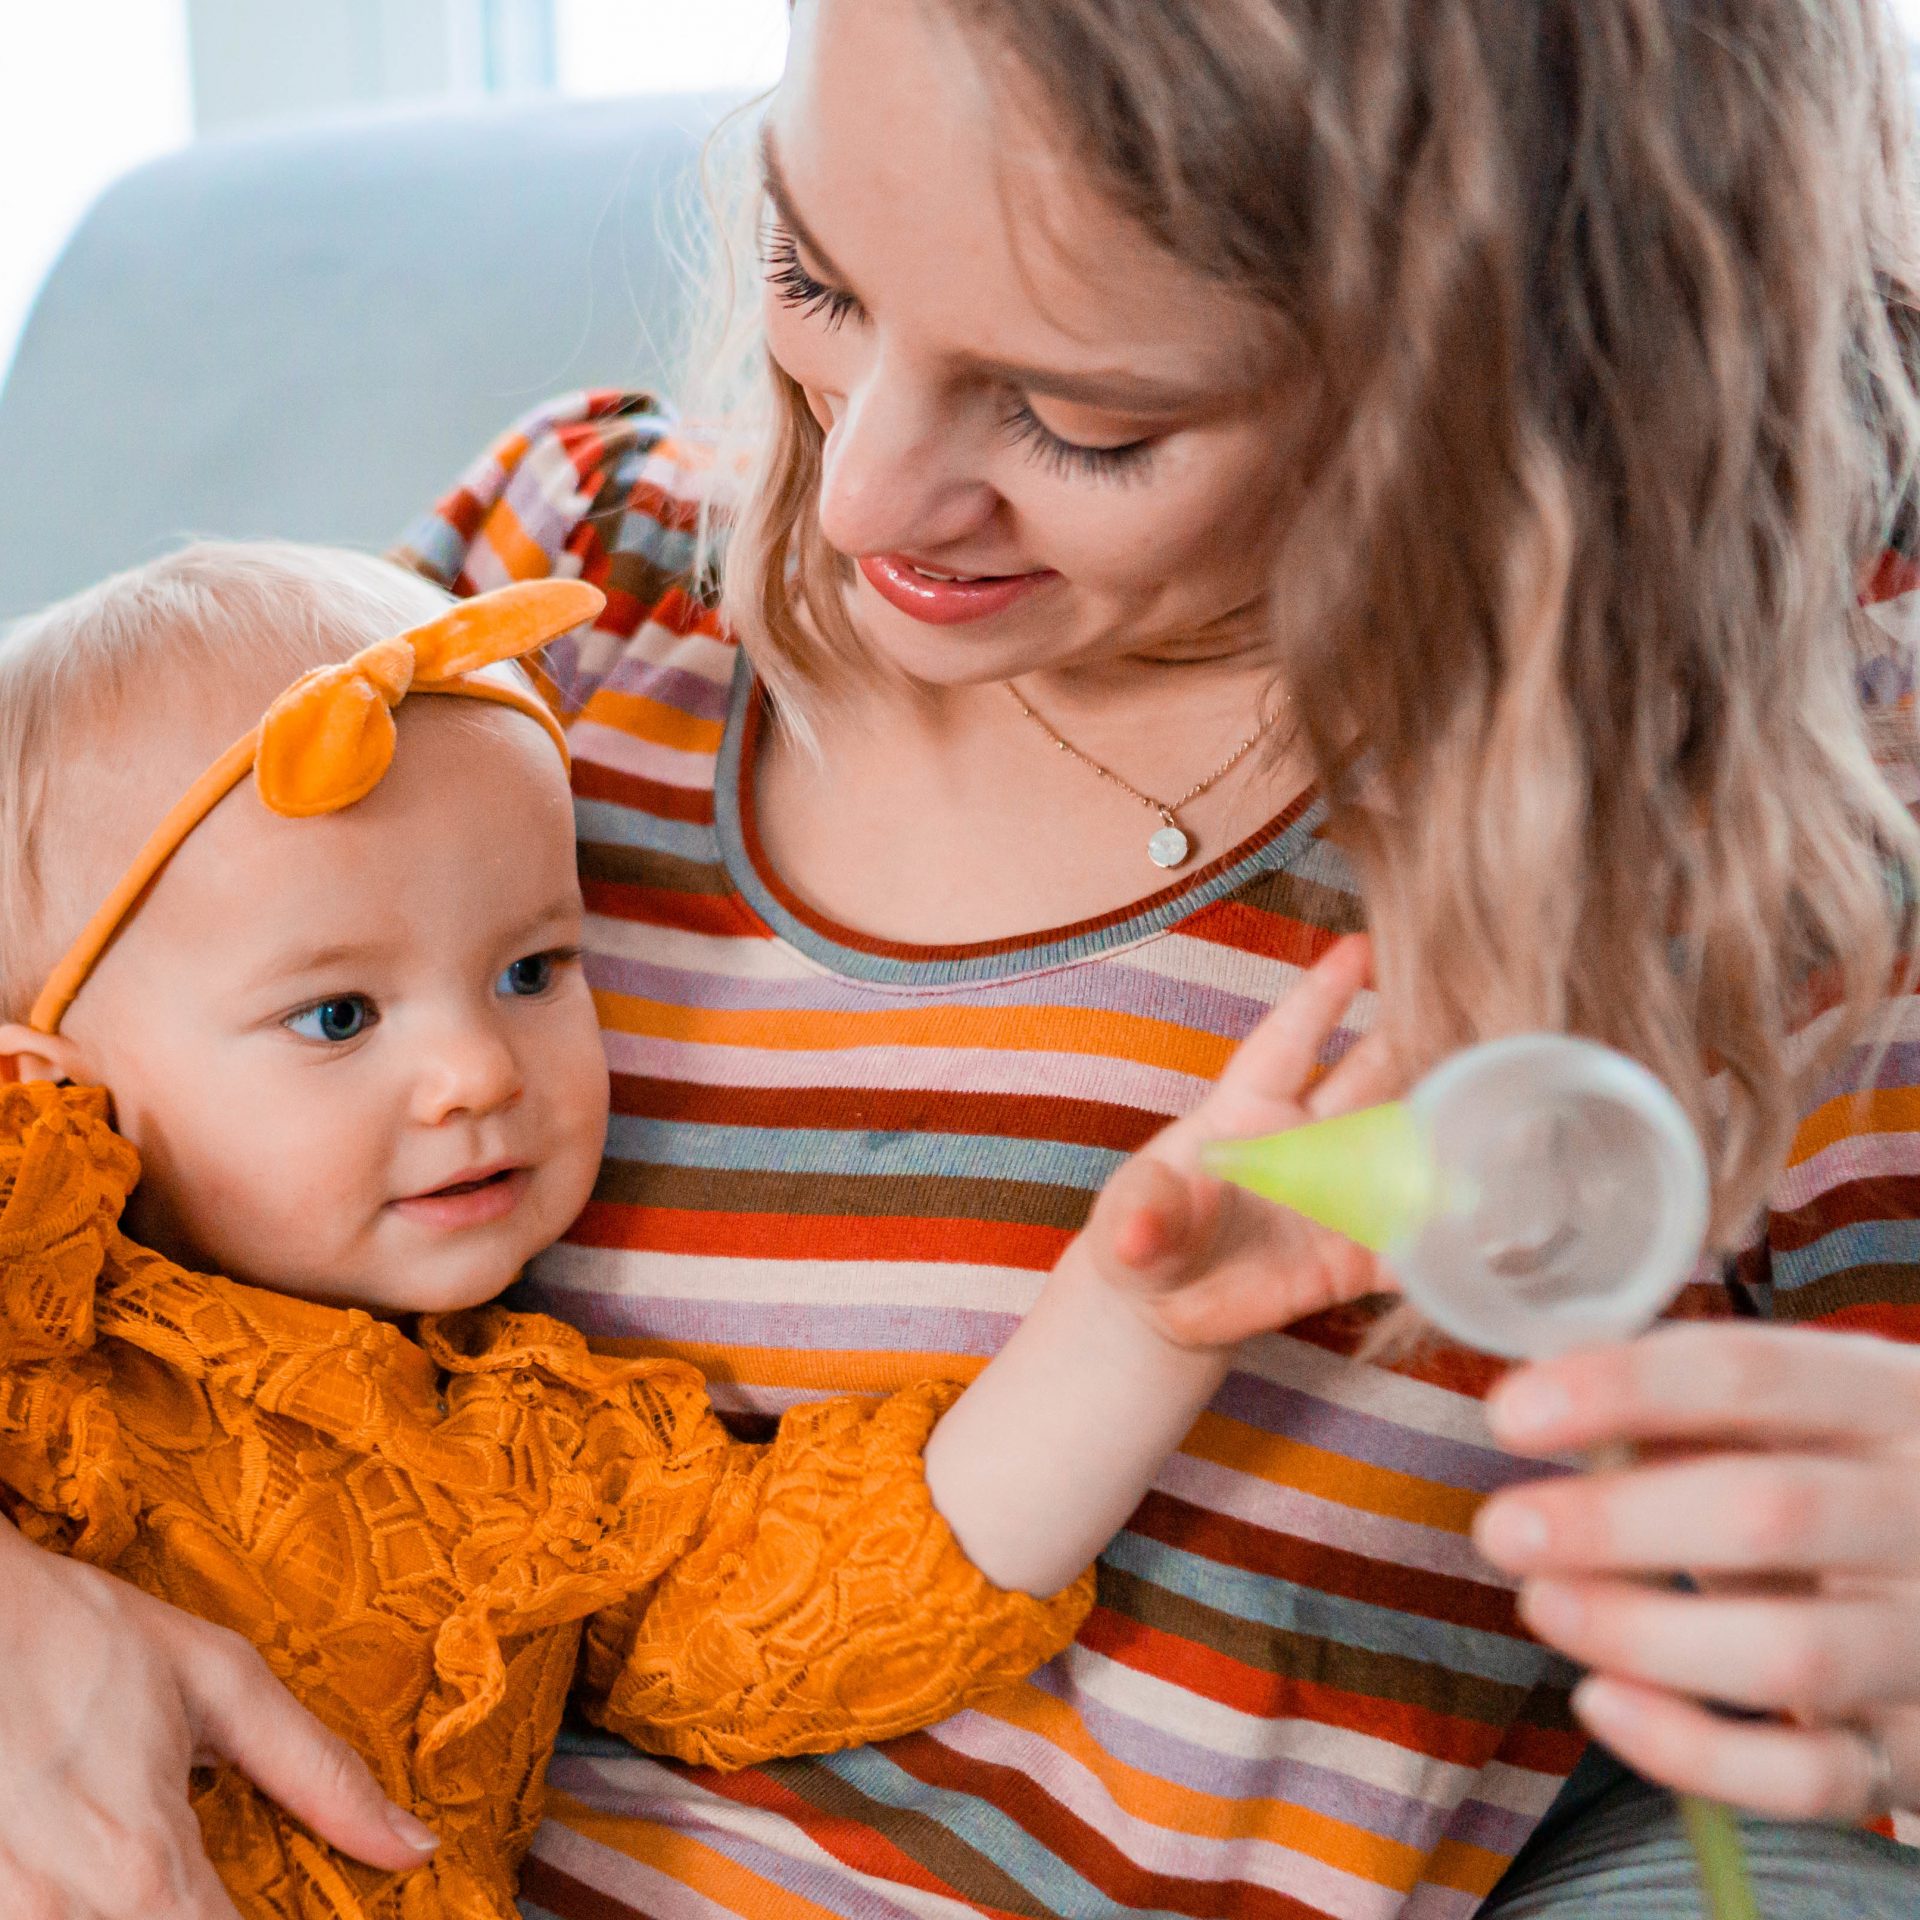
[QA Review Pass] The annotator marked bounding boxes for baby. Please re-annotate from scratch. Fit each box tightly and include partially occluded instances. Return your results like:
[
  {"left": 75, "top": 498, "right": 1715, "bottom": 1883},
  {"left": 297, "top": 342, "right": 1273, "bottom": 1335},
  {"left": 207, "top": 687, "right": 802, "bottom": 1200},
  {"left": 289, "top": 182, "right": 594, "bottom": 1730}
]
[{"left": 0, "top": 543, "right": 1338, "bottom": 1920}]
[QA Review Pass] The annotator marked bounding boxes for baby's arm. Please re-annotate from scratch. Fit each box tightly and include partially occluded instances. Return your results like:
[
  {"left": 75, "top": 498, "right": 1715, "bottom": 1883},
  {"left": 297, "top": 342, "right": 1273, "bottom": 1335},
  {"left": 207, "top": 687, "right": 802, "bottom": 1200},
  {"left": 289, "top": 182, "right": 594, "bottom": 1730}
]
[
  {"left": 923, "top": 935, "right": 1401, "bottom": 1594},
  {"left": 577, "top": 1377, "right": 1091, "bottom": 1771},
  {"left": 579, "top": 941, "right": 1401, "bottom": 1769}
]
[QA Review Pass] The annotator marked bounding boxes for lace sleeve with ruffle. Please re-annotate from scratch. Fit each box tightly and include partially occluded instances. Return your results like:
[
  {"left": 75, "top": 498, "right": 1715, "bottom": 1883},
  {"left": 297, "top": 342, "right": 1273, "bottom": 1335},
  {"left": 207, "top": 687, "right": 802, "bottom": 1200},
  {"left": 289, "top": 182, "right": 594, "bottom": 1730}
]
[
  {"left": 0, "top": 1082, "right": 1093, "bottom": 1792},
  {"left": 572, "top": 1374, "right": 1095, "bottom": 1773},
  {"left": 0, "top": 1083, "right": 142, "bottom": 1562}
]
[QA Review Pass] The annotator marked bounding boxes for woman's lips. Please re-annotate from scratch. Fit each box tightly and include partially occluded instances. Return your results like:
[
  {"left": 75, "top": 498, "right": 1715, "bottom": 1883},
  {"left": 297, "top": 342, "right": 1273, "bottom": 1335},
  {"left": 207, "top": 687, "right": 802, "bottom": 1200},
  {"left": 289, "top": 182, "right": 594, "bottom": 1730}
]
[
  {"left": 858, "top": 553, "right": 1057, "bottom": 625},
  {"left": 389, "top": 1166, "right": 530, "bottom": 1231}
]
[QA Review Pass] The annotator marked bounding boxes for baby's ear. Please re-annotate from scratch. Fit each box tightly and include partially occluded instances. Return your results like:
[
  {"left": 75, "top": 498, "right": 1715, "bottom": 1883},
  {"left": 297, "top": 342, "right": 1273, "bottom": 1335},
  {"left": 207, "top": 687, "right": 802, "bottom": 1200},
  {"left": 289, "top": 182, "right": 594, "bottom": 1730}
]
[{"left": 0, "top": 1023, "right": 87, "bottom": 1086}]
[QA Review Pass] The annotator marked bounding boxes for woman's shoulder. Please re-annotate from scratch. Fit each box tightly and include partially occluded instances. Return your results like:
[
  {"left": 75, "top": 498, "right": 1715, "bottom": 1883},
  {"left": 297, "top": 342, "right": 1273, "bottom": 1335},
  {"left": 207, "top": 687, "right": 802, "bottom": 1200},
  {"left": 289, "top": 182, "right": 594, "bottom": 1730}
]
[
  {"left": 394, "top": 390, "right": 732, "bottom": 714},
  {"left": 397, "top": 390, "right": 705, "bottom": 587}
]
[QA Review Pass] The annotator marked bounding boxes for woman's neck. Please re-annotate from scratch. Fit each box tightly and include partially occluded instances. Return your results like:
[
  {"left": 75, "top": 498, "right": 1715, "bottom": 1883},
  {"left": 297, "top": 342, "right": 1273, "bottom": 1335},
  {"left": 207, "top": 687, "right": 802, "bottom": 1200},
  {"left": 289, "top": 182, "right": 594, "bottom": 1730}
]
[{"left": 752, "top": 645, "right": 1312, "bottom": 949}]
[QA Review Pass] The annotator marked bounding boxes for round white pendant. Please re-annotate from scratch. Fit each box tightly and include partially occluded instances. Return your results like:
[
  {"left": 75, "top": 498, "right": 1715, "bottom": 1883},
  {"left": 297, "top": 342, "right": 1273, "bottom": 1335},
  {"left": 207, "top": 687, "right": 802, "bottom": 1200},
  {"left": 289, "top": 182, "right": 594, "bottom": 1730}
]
[{"left": 1148, "top": 824, "right": 1191, "bottom": 868}]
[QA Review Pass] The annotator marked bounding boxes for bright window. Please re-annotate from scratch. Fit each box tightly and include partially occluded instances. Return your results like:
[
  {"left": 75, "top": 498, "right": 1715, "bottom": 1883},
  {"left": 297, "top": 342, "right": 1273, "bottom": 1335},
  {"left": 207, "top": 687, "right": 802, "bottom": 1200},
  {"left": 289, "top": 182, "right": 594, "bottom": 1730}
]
[
  {"left": 554, "top": 0, "right": 788, "bottom": 96},
  {"left": 0, "top": 0, "right": 788, "bottom": 389},
  {"left": 0, "top": 1, "right": 192, "bottom": 383}
]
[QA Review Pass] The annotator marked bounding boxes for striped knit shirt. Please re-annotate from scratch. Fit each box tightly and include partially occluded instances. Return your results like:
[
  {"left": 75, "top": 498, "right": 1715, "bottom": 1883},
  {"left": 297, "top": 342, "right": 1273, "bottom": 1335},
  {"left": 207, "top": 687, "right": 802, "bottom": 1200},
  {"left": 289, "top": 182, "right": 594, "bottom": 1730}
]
[{"left": 399, "top": 390, "right": 1920, "bottom": 1920}]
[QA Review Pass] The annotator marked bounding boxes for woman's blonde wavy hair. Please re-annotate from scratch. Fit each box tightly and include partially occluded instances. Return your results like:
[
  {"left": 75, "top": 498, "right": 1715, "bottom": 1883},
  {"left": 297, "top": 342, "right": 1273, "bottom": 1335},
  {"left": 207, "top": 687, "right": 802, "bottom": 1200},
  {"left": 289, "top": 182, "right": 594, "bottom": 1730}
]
[{"left": 706, "top": 0, "right": 1920, "bottom": 1247}]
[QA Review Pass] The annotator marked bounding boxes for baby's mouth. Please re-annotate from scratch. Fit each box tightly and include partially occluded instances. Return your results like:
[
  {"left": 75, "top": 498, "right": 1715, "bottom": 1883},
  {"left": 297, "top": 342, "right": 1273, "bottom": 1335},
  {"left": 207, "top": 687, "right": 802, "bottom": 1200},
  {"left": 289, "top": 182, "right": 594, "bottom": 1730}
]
[
  {"left": 390, "top": 1162, "right": 531, "bottom": 1229},
  {"left": 427, "top": 1169, "right": 515, "bottom": 1198},
  {"left": 404, "top": 1159, "right": 522, "bottom": 1202}
]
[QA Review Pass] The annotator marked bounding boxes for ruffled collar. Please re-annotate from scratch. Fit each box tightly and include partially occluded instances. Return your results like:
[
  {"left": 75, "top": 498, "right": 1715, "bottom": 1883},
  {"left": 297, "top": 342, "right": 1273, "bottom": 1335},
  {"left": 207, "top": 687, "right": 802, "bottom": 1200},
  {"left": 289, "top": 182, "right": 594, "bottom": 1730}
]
[{"left": 0, "top": 1084, "right": 627, "bottom": 1450}]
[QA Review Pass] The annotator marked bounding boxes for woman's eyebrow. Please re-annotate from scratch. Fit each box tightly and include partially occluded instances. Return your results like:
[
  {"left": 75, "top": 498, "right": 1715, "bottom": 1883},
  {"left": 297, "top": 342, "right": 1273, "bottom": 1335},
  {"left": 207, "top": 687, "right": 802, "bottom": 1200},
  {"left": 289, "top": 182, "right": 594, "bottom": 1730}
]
[{"left": 759, "top": 127, "right": 850, "bottom": 284}]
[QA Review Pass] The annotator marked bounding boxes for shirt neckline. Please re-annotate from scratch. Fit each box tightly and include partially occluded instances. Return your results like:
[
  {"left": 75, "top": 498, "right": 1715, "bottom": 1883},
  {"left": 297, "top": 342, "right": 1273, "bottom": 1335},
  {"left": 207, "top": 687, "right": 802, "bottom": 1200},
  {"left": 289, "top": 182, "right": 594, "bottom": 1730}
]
[{"left": 710, "top": 652, "right": 1328, "bottom": 990}]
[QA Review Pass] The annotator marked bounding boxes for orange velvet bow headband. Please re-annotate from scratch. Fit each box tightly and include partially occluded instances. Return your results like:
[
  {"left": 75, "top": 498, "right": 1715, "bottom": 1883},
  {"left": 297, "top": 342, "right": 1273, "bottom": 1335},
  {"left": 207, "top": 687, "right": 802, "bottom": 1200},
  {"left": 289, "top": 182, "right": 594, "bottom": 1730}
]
[{"left": 29, "top": 577, "right": 606, "bottom": 1037}]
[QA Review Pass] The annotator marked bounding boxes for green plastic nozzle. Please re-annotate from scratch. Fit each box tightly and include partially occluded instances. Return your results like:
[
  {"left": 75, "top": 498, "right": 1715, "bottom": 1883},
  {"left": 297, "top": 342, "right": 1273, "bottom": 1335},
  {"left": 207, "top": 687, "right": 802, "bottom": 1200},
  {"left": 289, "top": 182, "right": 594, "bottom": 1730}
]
[{"left": 1200, "top": 1100, "right": 1437, "bottom": 1253}]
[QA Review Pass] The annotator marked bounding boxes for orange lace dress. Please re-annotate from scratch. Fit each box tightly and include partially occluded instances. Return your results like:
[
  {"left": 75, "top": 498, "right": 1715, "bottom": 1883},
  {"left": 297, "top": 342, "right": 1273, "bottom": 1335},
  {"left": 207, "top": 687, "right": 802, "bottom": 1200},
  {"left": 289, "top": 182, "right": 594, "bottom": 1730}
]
[{"left": 0, "top": 1084, "right": 1093, "bottom": 1920}]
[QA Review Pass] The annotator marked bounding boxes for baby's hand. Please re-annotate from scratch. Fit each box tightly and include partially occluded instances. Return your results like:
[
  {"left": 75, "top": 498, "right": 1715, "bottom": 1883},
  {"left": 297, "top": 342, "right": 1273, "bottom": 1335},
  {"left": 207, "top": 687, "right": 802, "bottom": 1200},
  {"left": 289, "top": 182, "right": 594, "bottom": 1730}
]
[
  {"left": 1082, "top": 935, "right": 1405, "bottom": 1350},
  {"left": 923, "top": 938, "right": 1405, "bottom": 1594}
]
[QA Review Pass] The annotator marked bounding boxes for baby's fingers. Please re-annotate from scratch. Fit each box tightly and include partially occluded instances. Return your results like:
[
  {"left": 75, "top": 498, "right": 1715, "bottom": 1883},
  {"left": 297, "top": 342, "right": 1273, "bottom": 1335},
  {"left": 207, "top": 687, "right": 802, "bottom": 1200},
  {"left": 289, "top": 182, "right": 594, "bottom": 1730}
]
[
  {"left": 1085, "top": 1153, "right": 1217, "bottom": 1296},
  {"left": 1304, "top": 1028, "right": 1404, "bottom": 1119},
  {"left": 1152, "top": 1215, "right": 1388, "bottom": 1348},
  {"left": 1215, "top": 936, "right": 1373, "bottom": 1107}
]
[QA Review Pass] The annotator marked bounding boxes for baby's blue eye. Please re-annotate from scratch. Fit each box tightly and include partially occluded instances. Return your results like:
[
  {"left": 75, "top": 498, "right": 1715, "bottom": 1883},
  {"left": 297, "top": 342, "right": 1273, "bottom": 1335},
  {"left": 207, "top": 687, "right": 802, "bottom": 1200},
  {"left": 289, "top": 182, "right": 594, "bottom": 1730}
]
[
  {"left": 499, "top": 953, "right": 556, "bottom": 998},
  {"left": 286, "top": 995, "right": 375, "bottom": 1044}
]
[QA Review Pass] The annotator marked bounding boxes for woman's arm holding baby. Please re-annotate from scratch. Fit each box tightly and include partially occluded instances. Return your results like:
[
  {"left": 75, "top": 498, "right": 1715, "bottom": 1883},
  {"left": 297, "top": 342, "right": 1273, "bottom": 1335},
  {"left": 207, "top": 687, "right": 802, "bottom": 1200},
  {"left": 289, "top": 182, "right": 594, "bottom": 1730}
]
[{"left": 0, "top": 1514, "right": 439, "bottom": 1920}]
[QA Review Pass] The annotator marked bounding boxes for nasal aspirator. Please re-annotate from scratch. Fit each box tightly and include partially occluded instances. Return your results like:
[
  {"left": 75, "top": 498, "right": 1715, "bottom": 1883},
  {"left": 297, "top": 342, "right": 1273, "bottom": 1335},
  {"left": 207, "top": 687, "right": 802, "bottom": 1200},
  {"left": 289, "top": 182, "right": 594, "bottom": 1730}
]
[
  {"left": 1202, "top": 1033, "right": 1759, "bottom": 1920},
  {"left": 1202, "top": 1033, "right": 1710, "bottom": 1360}
]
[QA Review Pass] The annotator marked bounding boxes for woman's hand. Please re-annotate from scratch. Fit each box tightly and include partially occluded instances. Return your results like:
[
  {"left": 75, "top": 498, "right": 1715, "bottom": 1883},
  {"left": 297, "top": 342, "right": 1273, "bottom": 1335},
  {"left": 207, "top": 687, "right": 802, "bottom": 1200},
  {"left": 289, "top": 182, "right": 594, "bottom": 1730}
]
[
  {"left": 1472, "top": 1321, "right": 1920, "bottom": 1823},
  {"left": 1081, "top": 932, "right": 1405, "bottom": 1347},
  {"left": 0, "top": 1519, "right": 439, "bottom": 1919}
]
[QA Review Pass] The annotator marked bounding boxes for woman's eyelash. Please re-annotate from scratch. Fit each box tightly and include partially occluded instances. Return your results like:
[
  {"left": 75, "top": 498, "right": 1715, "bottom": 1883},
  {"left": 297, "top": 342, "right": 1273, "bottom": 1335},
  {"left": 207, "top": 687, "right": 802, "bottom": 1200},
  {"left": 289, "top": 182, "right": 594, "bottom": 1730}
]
[
  {"left": 762, "top": 226, "right": 862, "bottom": 331},
  {"left": 1001, "top": 402, "right": 1154, "bottom": 486},
  {"left": 761, "top": 222, "right": 1152, "bottom": 486}
]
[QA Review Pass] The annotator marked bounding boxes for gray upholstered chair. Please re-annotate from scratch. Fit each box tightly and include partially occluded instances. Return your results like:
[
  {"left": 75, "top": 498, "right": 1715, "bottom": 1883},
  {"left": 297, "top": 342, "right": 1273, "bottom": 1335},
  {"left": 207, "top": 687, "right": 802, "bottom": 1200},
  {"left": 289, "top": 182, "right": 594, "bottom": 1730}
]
[{"left": 0, "top": 92, "right": 733, "bottom": 620}]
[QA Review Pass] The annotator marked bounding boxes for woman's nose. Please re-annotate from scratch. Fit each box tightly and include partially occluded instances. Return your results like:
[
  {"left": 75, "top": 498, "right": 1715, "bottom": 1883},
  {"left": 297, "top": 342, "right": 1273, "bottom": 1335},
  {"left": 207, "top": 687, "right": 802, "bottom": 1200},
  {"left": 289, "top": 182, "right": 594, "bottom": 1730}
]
[
  {"left": 410, "top": 1019, "right": 524, "bottom": 1126},
  {"left": 813, "top": 359, "right": 996, "bottom": 559}
]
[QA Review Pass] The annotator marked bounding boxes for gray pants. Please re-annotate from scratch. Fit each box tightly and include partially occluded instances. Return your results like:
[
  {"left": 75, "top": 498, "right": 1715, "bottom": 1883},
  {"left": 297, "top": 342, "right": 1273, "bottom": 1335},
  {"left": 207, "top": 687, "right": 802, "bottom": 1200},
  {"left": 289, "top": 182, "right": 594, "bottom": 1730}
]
[{"left": 1481, "top": 1749, "right": 1920, "bottom": 1917}]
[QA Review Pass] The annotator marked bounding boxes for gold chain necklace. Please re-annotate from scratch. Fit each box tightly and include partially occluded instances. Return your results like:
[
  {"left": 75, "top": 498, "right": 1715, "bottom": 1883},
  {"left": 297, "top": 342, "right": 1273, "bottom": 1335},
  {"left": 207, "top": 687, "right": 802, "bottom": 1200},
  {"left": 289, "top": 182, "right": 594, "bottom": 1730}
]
[{"left": 1004, "top": 682, "right": 1287, "bottom": 869}]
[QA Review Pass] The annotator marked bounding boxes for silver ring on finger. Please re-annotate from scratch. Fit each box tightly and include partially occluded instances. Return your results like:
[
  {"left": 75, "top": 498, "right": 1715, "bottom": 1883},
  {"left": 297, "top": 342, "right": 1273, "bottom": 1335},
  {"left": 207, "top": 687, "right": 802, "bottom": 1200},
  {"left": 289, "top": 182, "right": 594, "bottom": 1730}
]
[{"left": 1855, "top": 1726, "right": 1900, "bottom": 1822}]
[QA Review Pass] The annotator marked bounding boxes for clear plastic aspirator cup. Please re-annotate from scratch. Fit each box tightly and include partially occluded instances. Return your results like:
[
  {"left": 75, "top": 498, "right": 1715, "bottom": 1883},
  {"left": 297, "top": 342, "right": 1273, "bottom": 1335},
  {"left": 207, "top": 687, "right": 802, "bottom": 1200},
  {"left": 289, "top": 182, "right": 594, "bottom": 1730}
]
[{"left": 1202, "top": 1032, "right": 1711, "bottom": 1361}]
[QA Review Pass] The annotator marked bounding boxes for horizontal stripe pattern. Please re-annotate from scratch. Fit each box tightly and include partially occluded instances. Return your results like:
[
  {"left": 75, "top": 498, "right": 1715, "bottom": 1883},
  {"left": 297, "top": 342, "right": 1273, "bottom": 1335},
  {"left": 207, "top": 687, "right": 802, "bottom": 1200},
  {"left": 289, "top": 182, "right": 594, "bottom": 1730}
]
[{"left": 394, "top": 391, "right": 1918, "bottom": 1920}]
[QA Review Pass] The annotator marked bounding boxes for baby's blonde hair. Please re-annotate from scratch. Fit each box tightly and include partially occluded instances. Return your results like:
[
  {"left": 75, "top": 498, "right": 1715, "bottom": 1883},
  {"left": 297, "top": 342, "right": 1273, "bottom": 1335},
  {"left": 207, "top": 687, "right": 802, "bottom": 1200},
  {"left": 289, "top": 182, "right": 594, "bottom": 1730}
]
[{"left": 0, "top": 541, "right": 455, "bottom": 1022}]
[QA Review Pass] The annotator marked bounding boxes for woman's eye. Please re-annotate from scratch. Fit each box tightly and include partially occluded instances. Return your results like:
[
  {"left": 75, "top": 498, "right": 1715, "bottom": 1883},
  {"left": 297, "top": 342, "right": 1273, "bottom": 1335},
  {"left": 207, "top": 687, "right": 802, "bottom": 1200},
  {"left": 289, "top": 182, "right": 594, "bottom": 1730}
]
[
  {"left": 499, "top": 951, "right": 563, "bottom": 998},
  {"left": 763, "top": 224, "right": 863, "bottom": 331},
  {"left": 1001, "top": 401, "right": 1155, "bottom": 486},
  {"left": 285, "top": 995, "right": 375, "bottom": 1044}
]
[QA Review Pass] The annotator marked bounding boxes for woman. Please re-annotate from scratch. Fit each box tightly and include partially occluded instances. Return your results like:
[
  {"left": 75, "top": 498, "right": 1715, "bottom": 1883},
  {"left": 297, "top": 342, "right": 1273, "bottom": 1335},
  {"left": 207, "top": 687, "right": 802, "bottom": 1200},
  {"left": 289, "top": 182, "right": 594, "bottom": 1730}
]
[{"left": 6, "top": 1, "right": 1920, "bottom": 1915}]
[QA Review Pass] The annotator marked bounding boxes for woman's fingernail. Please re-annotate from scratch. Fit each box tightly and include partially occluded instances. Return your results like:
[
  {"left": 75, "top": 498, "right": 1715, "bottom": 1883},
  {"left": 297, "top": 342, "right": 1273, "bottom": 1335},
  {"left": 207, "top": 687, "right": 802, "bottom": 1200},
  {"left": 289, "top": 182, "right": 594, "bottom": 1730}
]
[
  {"left": 1518, "top": 1579, "right": 1585, "bottom": 1642},
  {"left": 387, "top": 1804, "right": 440, "bottom": 1852},
  {"left": 1475, "top": 1500, "right": 1551, "bottom": 1566},
  {"left": 1570, "top": 1675, "right": 1635, "bottom": 1735},
  {"left": 1487, "top": 1375, "right": 1573, "bottom": 1442}
]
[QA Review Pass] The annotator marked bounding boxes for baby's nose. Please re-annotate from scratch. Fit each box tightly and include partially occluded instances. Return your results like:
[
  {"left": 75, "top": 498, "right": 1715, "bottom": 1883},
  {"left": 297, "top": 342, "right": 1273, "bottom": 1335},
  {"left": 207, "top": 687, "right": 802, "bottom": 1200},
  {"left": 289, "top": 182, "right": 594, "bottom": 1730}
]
[{"left": 412, "top": 1022, "right": 524, "bottom": 1124}]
